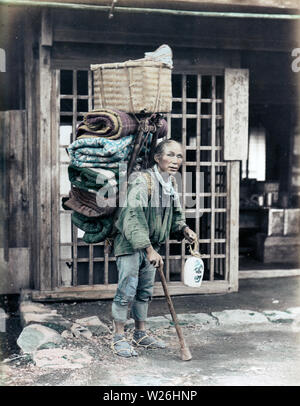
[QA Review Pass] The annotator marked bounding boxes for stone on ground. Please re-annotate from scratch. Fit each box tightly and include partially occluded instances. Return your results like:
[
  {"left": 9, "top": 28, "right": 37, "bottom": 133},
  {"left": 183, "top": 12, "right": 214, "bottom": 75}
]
[
  {"left": 125, "top": 316, "right": 171, "bottom": 331},
  {"left": 19, "top": 300, "right": 72, "bottom": 333},
  {"left": 263, "top": 310, "right": 294, "bottom": 323},
  {"left": 20, "top": 302, "right": 57, "bottom": 315},
  {"left": 146, "top": 316, "right": 171, "bottom": 331},
  {"left": 21, "top": 312, "right": 72, "bottom": 333},
  {"left": 71, "top": 323, "right": 93, "bottom": 340},
  {"left": 17, "top": 324, "right": 66, "bottom": 354},
  {"left": 75, "top": 316, "right": 110, "bottom": 336},
  {"left": 32, "top": 348, "right": 93, "bottom": 369},
  {"left": 211, "top": 309, "right": 268, "bottom": 325},
  {"left": 61, "top": 330, "right": 74, "bottom": 339},
  {"left": 164, "top": 312, "right": 217, "bottom": 327},
  {"left": 286, "top": 307, "right": 300, "bottom": 315}
]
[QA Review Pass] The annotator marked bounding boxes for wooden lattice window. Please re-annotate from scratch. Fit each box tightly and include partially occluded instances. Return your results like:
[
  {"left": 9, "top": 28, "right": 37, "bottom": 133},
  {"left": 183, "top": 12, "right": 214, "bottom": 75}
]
[{"left": 57, "top": 69, "right": 232, "bottom": 296}]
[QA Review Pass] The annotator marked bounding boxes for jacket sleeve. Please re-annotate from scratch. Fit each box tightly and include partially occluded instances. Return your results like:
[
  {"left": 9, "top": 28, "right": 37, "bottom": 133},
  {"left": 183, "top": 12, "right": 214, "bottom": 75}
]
[{"left": 115, "top": 174, "right": 151, "bottom": 250}]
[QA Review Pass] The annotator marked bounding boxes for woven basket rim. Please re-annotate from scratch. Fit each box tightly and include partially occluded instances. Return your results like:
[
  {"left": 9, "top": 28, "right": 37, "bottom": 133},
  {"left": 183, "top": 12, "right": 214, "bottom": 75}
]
[{"left": 90, "top": 59, "right": 172, "bottom": 71}]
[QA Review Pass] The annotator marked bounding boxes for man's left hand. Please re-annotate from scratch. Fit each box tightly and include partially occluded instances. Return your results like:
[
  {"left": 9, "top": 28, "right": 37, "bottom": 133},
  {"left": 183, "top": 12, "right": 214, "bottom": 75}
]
[{"left": 183, "top": 227, "right": 197, "bottom": 244}]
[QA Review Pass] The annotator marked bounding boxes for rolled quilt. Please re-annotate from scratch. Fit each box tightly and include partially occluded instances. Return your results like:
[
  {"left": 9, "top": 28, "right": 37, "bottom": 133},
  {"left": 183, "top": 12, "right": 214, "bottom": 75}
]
[
  {"left": 67, "top": 135, "right": 134, "bottom": 168},
  {"left": 71, "top": 212, "right": 113, "bottom": 243},
  {"left": 68, "top": 164, "right": 119, "bottom": 192},
  {"left": 76, "top": 109, "right": 139, "bottom": 140},
  {"left": 63, "top": 186, "right": 117, "bottom": 218},
  {"left": 76, "top": 109, "right": 168, "bottom": 140}
]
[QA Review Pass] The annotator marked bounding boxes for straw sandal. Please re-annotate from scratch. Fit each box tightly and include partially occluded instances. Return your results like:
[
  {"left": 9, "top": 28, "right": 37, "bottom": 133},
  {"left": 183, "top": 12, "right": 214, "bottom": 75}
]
[
  {"left": 111, "top": 334, "right": 138, "bottom": 358},
  {"left": 132, "top": 331, "right": 166, "bottom": 349}
]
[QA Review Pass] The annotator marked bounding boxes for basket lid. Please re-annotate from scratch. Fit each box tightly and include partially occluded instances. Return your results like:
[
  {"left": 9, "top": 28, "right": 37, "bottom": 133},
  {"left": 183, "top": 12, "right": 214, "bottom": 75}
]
[{"left": 90, "top": 58, "right": 172, "bottom": 71}]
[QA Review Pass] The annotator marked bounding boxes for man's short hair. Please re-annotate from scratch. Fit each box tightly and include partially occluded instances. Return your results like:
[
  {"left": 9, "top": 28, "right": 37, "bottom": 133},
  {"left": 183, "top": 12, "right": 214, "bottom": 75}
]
[{"left": 153, "top": 139, "right": 182, "bottom": 160}]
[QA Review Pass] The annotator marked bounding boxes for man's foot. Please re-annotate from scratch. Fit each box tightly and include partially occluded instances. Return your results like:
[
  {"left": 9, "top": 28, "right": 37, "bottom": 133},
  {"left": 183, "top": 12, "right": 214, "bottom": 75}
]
[
  {"left": 111, "top": 334, "right": 138, "bottom": 358},
  {"left": 132, "top": 330, "right": 167, "bottom": 349}
]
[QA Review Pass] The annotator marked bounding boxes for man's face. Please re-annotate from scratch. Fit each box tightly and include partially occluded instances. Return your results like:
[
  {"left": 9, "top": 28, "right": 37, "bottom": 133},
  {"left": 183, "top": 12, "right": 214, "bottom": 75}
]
[{"left": 156, "top": 143, "right": 183, "bottom": 175}]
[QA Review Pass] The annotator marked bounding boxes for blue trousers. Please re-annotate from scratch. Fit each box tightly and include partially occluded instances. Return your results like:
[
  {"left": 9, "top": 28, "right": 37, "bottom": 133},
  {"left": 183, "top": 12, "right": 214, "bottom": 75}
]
[{"left": 112, "top": 250, "right": 157, "bottom": 323}]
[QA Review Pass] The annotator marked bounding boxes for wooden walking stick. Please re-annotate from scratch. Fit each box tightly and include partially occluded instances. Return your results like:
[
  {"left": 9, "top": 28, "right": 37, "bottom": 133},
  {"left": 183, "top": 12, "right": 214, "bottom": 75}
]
[{"left": 157, "top": 262, "right": 192, "bottom": 361}]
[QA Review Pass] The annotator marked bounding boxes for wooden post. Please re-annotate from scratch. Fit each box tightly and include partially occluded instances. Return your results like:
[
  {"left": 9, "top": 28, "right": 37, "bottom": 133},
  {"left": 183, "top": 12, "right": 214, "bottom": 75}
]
[
  {"left": 24, "top": 14, "right": 40, "bottom": 290},
  {"left": 224, "top": 68, "right": 249, "bottom": 291},
  {"left": 226, "top": 161, "right": 240, "bottom": 291},
  {"left": 181, "top": 75, "right": 187, "bottom": 282},
  {"left": 51, "top": 70, "right": 60, "bottom": 290},
  {"left": 38, "top": 10, "right": 54, "bottom": 290}
]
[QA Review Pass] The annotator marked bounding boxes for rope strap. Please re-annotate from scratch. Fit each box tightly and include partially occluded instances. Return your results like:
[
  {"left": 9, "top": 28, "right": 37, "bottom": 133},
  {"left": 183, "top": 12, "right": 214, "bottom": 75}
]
[
  {"left": 99, "top": 66, "right": 106, "bottom": 107},
  {"left": 188, "top": 237, "right": 203, "bottom": 258},
  {"left": 124, "top": 62, "right": 141, "bottom": 124},
  {"left": 132, "top": 334, "right": 155, "bottom": 348}
]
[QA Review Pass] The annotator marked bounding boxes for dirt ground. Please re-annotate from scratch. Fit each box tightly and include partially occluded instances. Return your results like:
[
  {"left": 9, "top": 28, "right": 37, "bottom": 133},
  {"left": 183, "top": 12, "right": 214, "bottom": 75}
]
[
  {"left": 1, "top": 321, "right": 300, "bottom": 386},
  {"left": 1, "top": 277, "right": 300, "bottom": 387}
]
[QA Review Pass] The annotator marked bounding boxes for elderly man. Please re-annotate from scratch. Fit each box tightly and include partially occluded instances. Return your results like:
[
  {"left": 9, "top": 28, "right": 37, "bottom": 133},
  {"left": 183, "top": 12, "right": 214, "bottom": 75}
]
[{"left": 111, "top": 139, "right": 197, "bottom": 357}]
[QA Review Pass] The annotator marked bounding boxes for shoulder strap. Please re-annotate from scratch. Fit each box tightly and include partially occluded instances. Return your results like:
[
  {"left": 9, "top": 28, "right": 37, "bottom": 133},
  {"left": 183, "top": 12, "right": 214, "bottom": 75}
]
[{"left": 141, "top": 172, "right": 153, "bottom": 197}]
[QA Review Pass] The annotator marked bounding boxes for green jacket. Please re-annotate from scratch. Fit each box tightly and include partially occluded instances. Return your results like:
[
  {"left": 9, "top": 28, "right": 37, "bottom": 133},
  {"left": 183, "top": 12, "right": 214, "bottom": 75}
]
[{"left": 113, "top": 169, "right": 187, "bottom": 256}]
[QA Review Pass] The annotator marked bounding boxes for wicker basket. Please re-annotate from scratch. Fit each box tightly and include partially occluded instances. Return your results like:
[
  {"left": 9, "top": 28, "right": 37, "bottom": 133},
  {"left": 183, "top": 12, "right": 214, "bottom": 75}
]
[{"left": 91, "top": 59, "right": 172, "bottom": 114}]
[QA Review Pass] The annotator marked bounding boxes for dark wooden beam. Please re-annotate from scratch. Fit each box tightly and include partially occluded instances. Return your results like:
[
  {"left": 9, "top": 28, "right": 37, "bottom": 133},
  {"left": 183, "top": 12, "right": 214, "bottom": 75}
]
[{"left": 47, "top": 8, "right": 300, "bottom": 54}]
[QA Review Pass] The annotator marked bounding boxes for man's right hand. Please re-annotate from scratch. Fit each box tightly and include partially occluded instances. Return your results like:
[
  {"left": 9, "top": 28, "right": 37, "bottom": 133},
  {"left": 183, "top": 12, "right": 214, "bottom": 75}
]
[{"left": 146, "top": 245, "right": 164, "bottom": 268}]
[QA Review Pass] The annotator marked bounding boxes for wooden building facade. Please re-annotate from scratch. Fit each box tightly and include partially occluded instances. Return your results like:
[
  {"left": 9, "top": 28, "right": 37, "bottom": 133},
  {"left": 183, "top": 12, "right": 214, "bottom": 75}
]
[{"left": 0, "top": 0, "right": 300, "bottom": 299}]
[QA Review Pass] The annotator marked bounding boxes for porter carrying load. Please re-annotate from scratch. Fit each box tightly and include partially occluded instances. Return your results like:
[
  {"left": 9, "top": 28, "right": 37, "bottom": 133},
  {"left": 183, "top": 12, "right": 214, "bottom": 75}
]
[{"left": 63, "top": 45, "right": 197, "bottom": 361}]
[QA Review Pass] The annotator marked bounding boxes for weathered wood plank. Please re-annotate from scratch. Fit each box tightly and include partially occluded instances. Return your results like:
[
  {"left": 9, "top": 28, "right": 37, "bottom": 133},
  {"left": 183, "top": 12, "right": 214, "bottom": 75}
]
[
  {"left": 8, "top": 111, "right": 29, "bottom": 247},
  {"left": 0, "top": 110, "right": 29, "bottom": 251},
  {"left": 0, "top": 111, "right": 9, "bottom": 262},
  {"left": 226, "top": 161, "right": 240, "bottom": 291},
  {"left": 26, "top": 0, "right": 300, "bottom": 11},
  {"left": 239, "top": 269, "right": 300, "bottom": 279},
  {"left": 51, "top": 70, "right": 60, "bottom": 289},
  {"left": 51, "top": 42, "right": 242, "bottom": 71},
  {"left": 53, "top": 28, "right": 298, "bottom": 52},
  {"left": 30, "top": 280, "right": 232, "bottom": 301},
  {"left": 24, "top": 15, "right": 39, "bottom": 290},
  {"left": 0, "top": 248, "right": 30, "bottom": 295},
  {"left": 39, "top": 12, "right": 53, "bottom": 290},
  {"left": 41, "top": 8, "right": 53, "bottom": 47},
  {"left": 224, "top": 69, "right": 249, "bottom": 161},
  {"left": 51, "top": 6, "right": 300, "bottom": 34}
]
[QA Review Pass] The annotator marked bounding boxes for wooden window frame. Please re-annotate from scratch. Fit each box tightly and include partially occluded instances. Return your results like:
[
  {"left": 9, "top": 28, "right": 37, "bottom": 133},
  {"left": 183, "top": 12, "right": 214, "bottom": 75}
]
[{"left": 31, "top": 66, "right": 241, "bottom": 301}]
